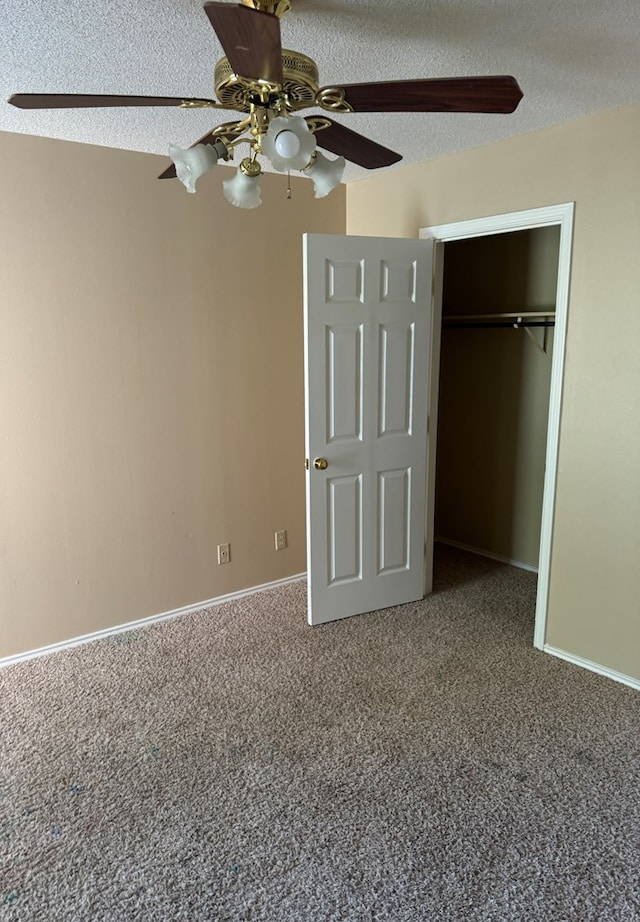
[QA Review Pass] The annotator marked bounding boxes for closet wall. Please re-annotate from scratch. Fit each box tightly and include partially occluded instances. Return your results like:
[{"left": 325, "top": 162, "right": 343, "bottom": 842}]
[{"left": 435, "top": 227, "right": 560, "bottom": 569}]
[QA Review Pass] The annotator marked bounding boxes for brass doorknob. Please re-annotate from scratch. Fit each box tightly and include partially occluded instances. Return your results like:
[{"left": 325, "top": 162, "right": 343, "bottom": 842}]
[{"left": 313, "top": 458, "right": 328, "bottom": 470}]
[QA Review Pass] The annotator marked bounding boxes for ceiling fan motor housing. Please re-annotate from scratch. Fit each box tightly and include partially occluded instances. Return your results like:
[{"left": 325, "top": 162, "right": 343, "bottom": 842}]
[{"left": 214, "top": 50, "right": 320, "bottom": 112}]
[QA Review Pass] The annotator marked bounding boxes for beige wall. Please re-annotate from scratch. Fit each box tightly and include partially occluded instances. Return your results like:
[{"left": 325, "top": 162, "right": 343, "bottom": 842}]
[
  {"left": 3, "top": 105, "right": 640, "bottom": 683},
  {"left": 436, "top": 228, "right": 559, "bottom": 567},
  {"left": 347, "top": 103, "right": 640, "bottom": 682},
  {"left": 0, "top": 130, "right": 345, "bottom": 659}
]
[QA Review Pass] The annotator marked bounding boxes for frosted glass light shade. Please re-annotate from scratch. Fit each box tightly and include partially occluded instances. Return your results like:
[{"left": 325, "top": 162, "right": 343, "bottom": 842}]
[
  {"left": 305, "top": 151, "right": 346, "bottom": 198},
  {"left": 169, "top": 143, "right": 219, "bottom": 193},
  {"left": 263, "top": 116, "right": 316, "bottom": 171},
  {"left": 223, "top": 167, "right": 263, "bottom": 209}
]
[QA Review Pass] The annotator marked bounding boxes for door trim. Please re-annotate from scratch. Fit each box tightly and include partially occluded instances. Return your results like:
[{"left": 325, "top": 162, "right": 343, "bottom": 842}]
[{"left": 420, "top": 203, "right": 575, "bottom": 650}]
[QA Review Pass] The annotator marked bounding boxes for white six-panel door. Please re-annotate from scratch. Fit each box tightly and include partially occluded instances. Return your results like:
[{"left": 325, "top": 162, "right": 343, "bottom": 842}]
[{"left": 303, "top": 234, "right": 433, "bottom": 625}]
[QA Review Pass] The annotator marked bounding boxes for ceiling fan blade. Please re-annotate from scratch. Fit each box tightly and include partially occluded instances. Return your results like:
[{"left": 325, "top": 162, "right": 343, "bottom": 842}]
[
  {"left": 203, "top": 2, "right": 283, "bottom": 85},
  {"left": 158, "top": 124, "right": 241, "bottom": 180},
  {"left": 321, "top": 76, "right": 523, "bottom": 114},
  {"left": 8, "top": 93, "right": 217, "bottom": 109},
  {"left": 308, "top": 119, "right": 402, "bottom": 169}
]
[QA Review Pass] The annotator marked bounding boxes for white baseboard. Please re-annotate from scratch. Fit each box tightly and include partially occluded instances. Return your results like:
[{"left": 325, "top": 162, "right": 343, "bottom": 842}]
[
  {"left": 0, "top": 573, "right": 307, "bottom": 670},
  {"left": 543, "top": 645, "right": 640, "bottom": 691},
  {"left": 436, "top": 537, "right": 539, "bottom": 573}
]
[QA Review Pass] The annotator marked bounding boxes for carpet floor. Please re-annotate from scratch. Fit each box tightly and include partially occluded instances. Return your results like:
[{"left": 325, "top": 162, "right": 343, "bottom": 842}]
[{"left": 1, "top": 546, "right": 638, "bottom": 921}]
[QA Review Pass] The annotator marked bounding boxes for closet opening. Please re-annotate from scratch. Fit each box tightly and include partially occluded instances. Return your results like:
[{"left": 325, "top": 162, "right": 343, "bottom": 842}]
[
  {"left": 420, "top": 202, "right": 575, "bottom": 652},
  {"left": 421, "top": 204, "right": 574, "bottom": 649},
  {"left": 435, "top": 227, "right": 560, "bottom": 589}
]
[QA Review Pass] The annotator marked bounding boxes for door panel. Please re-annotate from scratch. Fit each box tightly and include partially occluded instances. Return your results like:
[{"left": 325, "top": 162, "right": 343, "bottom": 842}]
[
  {"left": 377, "top": 467, "right": 410, "bottom": 573},
  {"left": 326, "top": 324, "right": 363, "bottom": 442},
  {"left": 304, "top": 233, "right": 433, "bottom": 625},
  {"left": 328, "top": 474, "right": 362, "bottom": 585},
  {"left": 379, "top": 322, "right": 415, "bottom": 436}
]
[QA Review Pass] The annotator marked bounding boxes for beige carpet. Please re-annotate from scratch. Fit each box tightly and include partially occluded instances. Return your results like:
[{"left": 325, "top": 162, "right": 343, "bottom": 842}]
[{"left": 1, "top": 546, "right": 638, "bottom": 921}]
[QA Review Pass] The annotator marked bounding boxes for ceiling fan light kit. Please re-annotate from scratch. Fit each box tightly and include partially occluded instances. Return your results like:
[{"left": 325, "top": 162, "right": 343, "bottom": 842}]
[{"left": 8, "top": 0, "right": 524, "bottom": 210}]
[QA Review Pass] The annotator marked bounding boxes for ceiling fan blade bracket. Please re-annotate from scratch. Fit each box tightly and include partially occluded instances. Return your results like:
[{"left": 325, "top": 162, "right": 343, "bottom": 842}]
[
  {"left": 306, "top": 116, "right": 334, "bottom": 135},
  {"left": 316, "top": 87, "right": 354, "bottom": 114},
  {"left": 178, "top": 99, "right": 230, "bottom": 110},
  {"left": 217, "top": 116, "right": 252, "bottom": 137}
]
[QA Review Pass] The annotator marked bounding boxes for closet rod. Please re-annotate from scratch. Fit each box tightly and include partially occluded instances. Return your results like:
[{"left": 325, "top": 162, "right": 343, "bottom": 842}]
[
  {"left": 446, "top": 310, "right": 556, "bottom": 321},
  {"left": 443, "top": 319, "right": 555, "bottom": 330}
]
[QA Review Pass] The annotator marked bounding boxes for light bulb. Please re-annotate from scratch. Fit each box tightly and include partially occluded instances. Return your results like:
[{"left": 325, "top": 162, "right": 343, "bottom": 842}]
[
  {"left": 263, "top": 116, "right": 316, "bottom": 172},
  {"left": 274, "top": 130, "right": 301, "bottom": 159}
]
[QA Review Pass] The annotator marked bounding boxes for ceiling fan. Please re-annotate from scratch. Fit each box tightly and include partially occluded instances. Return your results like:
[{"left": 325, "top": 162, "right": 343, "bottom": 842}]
[{"left": 8, "top": 0, "right": 523, "bottom": 208}]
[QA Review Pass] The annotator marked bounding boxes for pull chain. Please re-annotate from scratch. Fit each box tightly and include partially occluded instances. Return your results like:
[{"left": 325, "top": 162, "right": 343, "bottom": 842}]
[{"left": 286, "top": 171, "right": 292, "bottom": 200}]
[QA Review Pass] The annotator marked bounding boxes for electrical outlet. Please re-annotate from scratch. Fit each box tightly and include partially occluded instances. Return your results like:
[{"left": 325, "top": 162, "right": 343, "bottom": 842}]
[
  {"left": 217, "top": 543, "right": 230, "bottom": 565},
  {"left": 274, "top": 530, "right": 287, "bottom": 551}
]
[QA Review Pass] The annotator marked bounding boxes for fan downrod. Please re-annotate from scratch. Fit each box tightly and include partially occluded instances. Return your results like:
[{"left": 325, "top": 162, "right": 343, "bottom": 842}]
[{"left": 240, "top": 0, "right": 291, "bottom": 17}]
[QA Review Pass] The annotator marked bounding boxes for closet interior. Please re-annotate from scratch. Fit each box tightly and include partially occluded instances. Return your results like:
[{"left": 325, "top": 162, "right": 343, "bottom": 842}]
[{"left": 434, "top": 225, "right": 561, "bottom": 572}]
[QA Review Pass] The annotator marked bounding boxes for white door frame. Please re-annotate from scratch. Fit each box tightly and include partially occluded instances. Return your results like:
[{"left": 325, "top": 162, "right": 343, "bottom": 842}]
[{"left": 420, "top": 203, "right": 575, "bottom": 649}]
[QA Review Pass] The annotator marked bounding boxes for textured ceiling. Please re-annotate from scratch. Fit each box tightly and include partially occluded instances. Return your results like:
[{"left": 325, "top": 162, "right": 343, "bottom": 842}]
[{"left": 2, "top": 0, "right": 640, "bottom": 183}]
